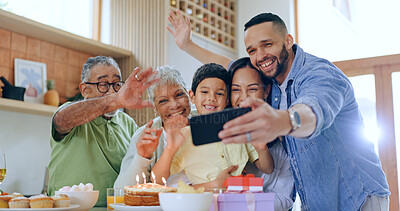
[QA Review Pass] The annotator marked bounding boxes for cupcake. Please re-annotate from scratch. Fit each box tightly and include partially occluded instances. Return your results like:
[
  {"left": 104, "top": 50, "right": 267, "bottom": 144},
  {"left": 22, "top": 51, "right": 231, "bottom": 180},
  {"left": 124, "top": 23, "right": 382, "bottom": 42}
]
[
  {"left": 0, "top": 195, "right": 13, "bottom": 208},
  {"left": 9, "top": 196, "right": 30, "bottom": 208},
  {"left": 52, "top": 194, "right": 70, "bottom": 208},
  {"left": 29, "top": 195, "right": 54, "bottom": 208},
  {"left": 11, "top": 192, "right": 24, "bottom": 197}
]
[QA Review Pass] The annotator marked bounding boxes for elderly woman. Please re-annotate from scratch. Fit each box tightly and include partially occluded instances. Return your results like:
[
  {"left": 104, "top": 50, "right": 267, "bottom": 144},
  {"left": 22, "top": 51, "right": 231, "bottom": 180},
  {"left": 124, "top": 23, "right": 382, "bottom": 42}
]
[
  {"left": 229, "top": 57, "right": 295, "bottom": 211},
  {"left": 114, "top": 65, "right": 236, "bottom": 188}
]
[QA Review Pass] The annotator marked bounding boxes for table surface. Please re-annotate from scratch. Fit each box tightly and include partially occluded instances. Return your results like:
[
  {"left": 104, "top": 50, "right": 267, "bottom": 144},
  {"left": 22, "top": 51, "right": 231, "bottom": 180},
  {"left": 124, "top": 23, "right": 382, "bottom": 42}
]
[{"left": 90, "top": 208, "right": 107, "bottom": 211}]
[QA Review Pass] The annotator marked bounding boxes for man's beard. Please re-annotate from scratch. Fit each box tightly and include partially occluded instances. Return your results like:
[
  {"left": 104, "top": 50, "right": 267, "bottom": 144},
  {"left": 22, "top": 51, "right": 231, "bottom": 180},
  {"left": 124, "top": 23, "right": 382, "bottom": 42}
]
[{"left": 265, "top": 44, "right": 289, "bottom": 80}]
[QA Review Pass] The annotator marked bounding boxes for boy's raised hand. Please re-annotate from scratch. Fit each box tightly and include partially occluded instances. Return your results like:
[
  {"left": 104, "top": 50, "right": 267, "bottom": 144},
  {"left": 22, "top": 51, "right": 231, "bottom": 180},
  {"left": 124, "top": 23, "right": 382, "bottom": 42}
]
[{"left": 167, "top": 10, "right": 192, "bottom": 50}]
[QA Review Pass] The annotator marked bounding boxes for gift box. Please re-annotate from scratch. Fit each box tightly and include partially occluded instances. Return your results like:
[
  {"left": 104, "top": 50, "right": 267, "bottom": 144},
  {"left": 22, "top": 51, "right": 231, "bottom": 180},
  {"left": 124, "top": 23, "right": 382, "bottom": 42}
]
[
  {"left": 209, "top": 192, "right": 275, "bottom": 211},
  {"left": 223, "top": 174, "right": 263, "bottom": 192}
]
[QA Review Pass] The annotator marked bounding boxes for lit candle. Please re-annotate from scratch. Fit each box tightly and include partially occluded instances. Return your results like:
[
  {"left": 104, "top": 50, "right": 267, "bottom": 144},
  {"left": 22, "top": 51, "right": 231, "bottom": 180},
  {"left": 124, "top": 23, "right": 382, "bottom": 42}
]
[
  {"left": 136, "top": 174, "right": 139, "bottom": 185},
  {"left": 151, "top": 171, "right": 156, "bottom": 184},
  {"left": 162, "top": 177, "right": 167, "bottom": 187},
  {"left": 142, "top": 172, "right": 146, "bottom": 184}
]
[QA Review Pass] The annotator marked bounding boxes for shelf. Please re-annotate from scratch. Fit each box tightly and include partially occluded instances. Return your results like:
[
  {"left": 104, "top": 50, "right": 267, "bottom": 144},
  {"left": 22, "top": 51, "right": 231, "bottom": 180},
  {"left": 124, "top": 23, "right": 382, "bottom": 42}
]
[
  {"left": 0, "top": 98, "right": 57, "bottom": 116},
  {"left": 0, "top": 9, "right": 132, "bottom": 58},
  {"left": 170, "top": 0, "right": 236, "bottom": 51}
]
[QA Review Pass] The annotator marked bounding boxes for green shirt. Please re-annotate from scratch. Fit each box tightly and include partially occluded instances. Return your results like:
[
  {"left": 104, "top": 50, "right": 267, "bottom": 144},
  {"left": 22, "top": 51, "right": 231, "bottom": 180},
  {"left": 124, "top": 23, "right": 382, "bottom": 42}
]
[{"left": 48, "top": 102, "right": 138, "bottom": 207}]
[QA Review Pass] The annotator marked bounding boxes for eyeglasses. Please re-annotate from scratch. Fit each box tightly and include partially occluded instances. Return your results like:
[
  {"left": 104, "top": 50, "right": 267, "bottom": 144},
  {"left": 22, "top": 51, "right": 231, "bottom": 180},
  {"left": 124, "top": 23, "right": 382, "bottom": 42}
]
[{"left": 84, "top": 81, "right": 124, "bottom": 93}]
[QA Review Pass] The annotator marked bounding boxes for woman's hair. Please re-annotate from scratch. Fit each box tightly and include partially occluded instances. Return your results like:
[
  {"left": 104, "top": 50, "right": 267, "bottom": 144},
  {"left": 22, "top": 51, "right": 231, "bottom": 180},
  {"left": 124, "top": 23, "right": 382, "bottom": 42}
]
[
  {"left": 81, "top": 56, "right": 120, "bottom": 82},
  {"left": 147, "top": 65, "right": 187, "bottom": 104},
  {"left": 228, "top": 57, "right": 272, "bottom": 90}
]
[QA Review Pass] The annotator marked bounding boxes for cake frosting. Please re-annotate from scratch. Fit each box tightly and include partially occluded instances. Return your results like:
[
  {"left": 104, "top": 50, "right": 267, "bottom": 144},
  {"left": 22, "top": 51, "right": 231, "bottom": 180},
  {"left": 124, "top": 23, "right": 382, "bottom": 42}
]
[
  {"left": 124, "top": 183, "right": 176, "bottom": 206},
  {"left": 125, "top": 183, "right": 176, "bottom": 193}
]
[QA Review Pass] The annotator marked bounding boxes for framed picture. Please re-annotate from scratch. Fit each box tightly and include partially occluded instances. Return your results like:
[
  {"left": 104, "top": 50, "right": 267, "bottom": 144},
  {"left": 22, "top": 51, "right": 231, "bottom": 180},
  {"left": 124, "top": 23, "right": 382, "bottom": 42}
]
[{"left": 14, "top": 58, "right": 47, "bottom": 104}]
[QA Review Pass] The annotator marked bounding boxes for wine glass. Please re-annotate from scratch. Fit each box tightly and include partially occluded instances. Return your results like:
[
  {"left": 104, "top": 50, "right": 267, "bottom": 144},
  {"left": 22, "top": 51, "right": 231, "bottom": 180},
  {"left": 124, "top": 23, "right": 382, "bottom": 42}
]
[{"left": 0, "top": 154, "right": 5, "bottom": 185}]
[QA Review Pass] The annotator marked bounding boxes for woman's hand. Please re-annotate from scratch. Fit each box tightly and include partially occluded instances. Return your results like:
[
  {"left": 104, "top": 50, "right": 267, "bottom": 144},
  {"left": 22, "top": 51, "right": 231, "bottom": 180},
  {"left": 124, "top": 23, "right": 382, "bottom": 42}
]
[
  {"left": 136, "top": 119, "right": 163, "bottom": 159},
  {"left": 164, "top": 115, "right": 188, "bottom": 153},
  {"left": 167, "top": 10, "right": 192, "bottom": 50}
]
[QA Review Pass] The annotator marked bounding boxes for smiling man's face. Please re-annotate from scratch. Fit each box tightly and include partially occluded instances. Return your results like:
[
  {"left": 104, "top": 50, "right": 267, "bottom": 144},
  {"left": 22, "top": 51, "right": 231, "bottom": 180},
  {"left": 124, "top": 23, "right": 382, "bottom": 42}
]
[{"left": 244, "top": 22, "right": 290, "bottom": 82}]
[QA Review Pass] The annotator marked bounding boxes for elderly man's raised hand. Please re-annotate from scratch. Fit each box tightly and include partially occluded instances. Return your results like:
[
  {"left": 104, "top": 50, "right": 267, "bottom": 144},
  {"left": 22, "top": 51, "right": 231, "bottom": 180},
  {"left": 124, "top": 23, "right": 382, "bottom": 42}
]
[
  {"left": 136, "top": 119, "right": 163, "bottom": 159},
  {"left": 218, "top": 98, "right": 289, "bottom": 145},
  {"left": 116, "top": 67, "right": 159, "bottom": 110},
  {"left": 167, "top": 10, "right": 192, "bottom": 50}
]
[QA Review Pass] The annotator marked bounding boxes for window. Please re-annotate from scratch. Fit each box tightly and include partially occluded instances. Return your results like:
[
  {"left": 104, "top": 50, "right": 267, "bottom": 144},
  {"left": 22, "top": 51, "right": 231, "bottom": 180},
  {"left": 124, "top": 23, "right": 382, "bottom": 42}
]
[
  {"left": 349, "top": 74, "right": 379, "bottom": 154},
  {"left": 392, "top": 72, "right": 400, "bottom": 200},
  {"left": 297, "top": 0, "right": 400, "bottom": 62},
  {"left": 1, "top": 0, "right": 93, "bottom": 39}
]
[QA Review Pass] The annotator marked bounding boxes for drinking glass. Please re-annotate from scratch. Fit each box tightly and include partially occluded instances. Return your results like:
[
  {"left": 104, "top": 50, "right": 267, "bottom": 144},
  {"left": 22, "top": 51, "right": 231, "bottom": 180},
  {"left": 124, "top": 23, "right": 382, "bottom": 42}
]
[
  {"left": 0, "top": 154, "right": 5, "bottom": 185},
  {"left": 107, "top": 188, "right": 124, "bottom": 210}
]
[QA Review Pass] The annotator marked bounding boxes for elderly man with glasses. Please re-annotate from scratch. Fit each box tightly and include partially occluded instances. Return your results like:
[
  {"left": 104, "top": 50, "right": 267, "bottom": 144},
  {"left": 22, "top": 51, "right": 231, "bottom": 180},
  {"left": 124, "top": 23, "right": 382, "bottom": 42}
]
[{"left": 47, "top": 56, "right": 158, "bottom": 207}]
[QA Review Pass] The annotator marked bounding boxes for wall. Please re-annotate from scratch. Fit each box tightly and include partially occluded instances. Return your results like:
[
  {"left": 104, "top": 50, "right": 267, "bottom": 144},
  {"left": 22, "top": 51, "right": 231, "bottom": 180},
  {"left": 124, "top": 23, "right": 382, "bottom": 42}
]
[
  {"left": 0, "top": 111, "right": 52, "bottom": 194},
  {"left": 167, "top": 33, "right": 237, "bottom": 90},
  {"left": 109, "top": 0, "right": 169, "bottom": 126},
  {"left": 0, "top": 28, "right": 94, "bottom": 103}
]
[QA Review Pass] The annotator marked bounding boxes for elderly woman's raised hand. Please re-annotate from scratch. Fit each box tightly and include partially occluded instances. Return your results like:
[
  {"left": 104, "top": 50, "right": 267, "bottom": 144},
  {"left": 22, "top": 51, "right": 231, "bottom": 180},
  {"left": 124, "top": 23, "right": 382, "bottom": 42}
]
[
  {"left": 164, "top": 115, "right": 189, "bottom": 153},
  {"left": 115, "top": 67, "right": 159, "bottom": 110},
  {"left": 167, "top": 10, "right": 192, "bottom": 50},
  {"left": 136, "top": 119, "right": 163, "bottom": 159}
]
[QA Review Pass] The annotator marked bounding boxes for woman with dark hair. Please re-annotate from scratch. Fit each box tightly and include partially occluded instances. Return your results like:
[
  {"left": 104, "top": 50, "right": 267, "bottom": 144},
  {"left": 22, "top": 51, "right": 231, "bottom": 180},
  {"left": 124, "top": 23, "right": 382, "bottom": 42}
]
[
  {"left": 229, "top": 57, "right": 272, "bottom": 107},
  {"left": 228, "top": 57, "right": 294, "bottom": 211}
]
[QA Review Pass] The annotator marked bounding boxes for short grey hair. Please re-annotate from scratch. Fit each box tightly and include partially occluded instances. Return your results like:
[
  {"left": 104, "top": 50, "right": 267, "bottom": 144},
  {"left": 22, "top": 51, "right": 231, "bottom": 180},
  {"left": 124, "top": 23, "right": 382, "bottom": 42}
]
[
  {"left": 81, "top": 56, "right": 121, "bottom": 82},
  {"left": 148, "top": 65, "right": 187, "bottom": 104}
]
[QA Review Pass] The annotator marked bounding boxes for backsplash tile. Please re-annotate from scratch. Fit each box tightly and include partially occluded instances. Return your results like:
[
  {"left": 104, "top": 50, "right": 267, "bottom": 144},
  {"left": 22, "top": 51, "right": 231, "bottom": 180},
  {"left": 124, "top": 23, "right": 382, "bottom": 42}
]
[
  {"left": 41, "top": 41, "right": 55, "bottom": 60},
  {"left": 11, "top": 32, "right": 27, "bottom": 53},
  {"left": 0, "top": 48, "right": 10, "bottom": 68},
  {"left": 26, "top": 37, "right": 41, "bottom": 57},
  {"left": 0, "top": 28, "right": 11, "bottom": 49}
]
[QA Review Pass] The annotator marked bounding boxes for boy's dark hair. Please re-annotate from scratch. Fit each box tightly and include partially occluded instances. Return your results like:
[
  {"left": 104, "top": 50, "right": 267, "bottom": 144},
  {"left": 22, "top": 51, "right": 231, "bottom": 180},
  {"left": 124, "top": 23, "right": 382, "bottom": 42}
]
[
  {"left": 191, "top": 63, "right": 230, "bottom": 99},
  {"left": 228, "top": 57, "right": 272, "bottom": 89},
  {"left": 244, "top": 13, "right": 288, "bottom": 36}
]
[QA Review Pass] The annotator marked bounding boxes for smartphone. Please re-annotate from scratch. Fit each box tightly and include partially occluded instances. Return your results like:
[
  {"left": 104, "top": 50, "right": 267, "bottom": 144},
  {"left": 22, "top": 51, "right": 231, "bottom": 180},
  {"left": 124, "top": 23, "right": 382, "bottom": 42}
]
[{"left": 189, "top": 107, "right": 251, "bottom": 146}]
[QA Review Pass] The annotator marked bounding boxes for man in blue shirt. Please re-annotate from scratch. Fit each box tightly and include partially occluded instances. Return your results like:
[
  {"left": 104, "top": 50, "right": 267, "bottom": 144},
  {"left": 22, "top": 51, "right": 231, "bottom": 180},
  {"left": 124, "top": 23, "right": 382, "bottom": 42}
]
[{"left": 217, "top": 13, "right": 390, "bottom": 210}]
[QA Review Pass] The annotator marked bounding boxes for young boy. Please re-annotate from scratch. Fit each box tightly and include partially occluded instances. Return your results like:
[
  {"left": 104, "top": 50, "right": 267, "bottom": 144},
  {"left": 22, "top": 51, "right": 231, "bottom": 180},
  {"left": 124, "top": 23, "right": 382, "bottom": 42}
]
[{"left": 152, "top": 63, "right": 274, "bottom": 186}]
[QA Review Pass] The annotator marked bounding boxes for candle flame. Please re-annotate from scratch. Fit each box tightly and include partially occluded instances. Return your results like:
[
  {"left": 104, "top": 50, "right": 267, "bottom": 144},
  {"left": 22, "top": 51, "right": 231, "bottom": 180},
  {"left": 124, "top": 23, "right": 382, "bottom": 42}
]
[
  {"left": 142, "top": 172, "right": 146, "bottom": 183},
  {"left": 151, "top": 171, "right": 156, "bottom": 183},
  {"left": 162, "top": 177, "right": 167, "bottom": 187}
]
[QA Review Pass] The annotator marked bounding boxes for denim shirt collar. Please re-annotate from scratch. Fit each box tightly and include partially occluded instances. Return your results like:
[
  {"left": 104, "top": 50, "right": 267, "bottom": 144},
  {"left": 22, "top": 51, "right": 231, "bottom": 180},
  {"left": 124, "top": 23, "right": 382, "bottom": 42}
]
[
  {"left": 282, "top": 44, "right": 303, "bottom": 85},
  {"left": 271, "top": 44, "right": 302, "bottom": 109}
]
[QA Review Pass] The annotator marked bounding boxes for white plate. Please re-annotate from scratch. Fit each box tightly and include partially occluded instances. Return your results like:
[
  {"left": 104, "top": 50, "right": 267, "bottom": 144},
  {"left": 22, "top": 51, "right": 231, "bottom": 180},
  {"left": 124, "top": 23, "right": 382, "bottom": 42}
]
[
  {"left": 0, "top": 204, "right": 80, "bottom": 210},
  {"left": 109, "top": 203, "right": 162, "bottom": 211}
]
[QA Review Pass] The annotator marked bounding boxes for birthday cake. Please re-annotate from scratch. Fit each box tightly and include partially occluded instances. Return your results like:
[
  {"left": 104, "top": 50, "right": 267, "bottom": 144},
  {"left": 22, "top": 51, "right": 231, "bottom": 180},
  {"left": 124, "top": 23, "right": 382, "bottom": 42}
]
[{"left": 124, "top": 183, "right": 176, "bottom": 206}]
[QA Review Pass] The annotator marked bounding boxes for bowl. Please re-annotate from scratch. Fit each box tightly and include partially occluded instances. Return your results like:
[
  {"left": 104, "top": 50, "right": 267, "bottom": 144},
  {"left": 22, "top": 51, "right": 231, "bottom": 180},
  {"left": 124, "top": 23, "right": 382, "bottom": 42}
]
[
  {"left": 159, "top": 192, "right": 213, "bottom": 211},
  {"left": 55, "top": 191, "right": 99, "bottom": 211}
]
